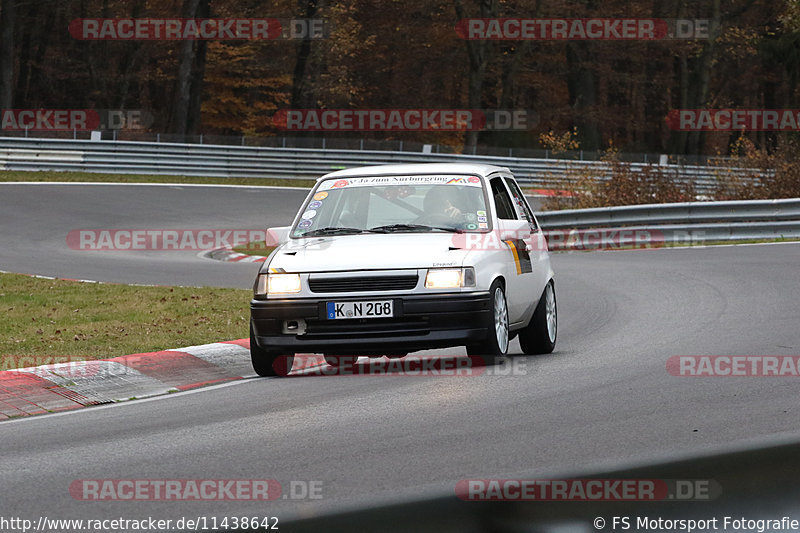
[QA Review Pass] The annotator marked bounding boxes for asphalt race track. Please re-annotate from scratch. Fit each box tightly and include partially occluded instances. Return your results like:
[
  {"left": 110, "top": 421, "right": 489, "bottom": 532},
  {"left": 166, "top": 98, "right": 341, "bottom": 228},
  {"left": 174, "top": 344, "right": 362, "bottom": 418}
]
[
  {"left": 0, "top": 183, "right": 307, "bottom": 287},
  {"left": 1, "top": 183, "right": 799, "bottom": 523}
]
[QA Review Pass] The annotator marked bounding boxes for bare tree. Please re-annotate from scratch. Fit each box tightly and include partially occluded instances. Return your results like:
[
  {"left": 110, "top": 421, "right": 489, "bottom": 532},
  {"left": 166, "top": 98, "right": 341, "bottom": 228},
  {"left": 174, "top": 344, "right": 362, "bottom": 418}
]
[
  {"left": 169, "top": 0, "right": 204, "bottom": 136},
  {"left": 291, "top": 0, "right": 323, "bottom": 108},
  {"left": 0, "top": 0, "right": 17, "bottom": 109},
  {"left": 455, "top": 0, "right": 497, "bottom": 153}
]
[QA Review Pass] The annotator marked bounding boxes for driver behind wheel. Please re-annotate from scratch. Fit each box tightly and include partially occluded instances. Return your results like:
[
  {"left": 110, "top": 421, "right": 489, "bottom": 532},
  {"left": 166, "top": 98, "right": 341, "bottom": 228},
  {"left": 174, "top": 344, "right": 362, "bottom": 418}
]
[{"left": 423, "top": 186, "right": 463, "bottom": 219}]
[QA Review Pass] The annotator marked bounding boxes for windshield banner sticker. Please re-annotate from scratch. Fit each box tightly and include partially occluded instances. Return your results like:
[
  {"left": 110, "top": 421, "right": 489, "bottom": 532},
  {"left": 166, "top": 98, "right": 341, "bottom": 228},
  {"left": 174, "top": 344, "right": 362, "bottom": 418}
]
[{"left": 317, "top": 175, "right": 483, "bottom": 191}]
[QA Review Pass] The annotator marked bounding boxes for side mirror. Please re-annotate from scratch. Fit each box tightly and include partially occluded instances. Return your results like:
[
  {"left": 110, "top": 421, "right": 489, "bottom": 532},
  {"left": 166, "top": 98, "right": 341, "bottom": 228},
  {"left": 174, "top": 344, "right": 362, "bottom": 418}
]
[
  {"left": 496, "top": 218, "right": 530, "bottom": 239},
  {"left": 266, "top": 226, "right": 291, "bottom": 246},
  {"left": 496, "top": 219, "right": 536, "bottom": 252}
]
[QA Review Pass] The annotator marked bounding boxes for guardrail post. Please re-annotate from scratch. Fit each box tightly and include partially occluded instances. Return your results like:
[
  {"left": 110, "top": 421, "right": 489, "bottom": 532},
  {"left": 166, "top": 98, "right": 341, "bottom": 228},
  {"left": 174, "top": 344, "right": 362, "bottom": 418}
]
[
  {"left": 360, "top": 139, "right": 364, "bottom": 150},
  {"left": 399, "top": 140, "right": 403, "bottom": 152},
  {"left": 200, "top": 134, "right": 203, "bottom": 144},
  {"left": 322, "top": 138, "right": 326, "bottom": 149}
]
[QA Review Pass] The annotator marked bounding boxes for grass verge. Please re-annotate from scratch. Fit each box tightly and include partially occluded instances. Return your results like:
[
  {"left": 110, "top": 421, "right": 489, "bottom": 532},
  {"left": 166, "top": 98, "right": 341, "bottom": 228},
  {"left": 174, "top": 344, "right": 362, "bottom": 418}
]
[
  {"left": 0, "top": 272, "right": 250, "bottom": 366},
  {"left": 0, "top": 170, "right": 315, "bottom": 188}
]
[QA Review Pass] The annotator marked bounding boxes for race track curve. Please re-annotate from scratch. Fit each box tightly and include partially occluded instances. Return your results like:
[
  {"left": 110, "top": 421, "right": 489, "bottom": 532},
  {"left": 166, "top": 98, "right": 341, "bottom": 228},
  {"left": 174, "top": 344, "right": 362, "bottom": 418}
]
[{"left": 1, "top": 183, "right": 798, "bottom": 523}]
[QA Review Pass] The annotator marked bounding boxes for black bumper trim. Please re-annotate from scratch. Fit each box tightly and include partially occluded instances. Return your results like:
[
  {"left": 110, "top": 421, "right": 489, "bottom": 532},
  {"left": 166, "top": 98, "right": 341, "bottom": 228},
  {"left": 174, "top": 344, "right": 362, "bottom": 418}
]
[{"left": 251, "top": 292, "right": 492, "bottom": 353}]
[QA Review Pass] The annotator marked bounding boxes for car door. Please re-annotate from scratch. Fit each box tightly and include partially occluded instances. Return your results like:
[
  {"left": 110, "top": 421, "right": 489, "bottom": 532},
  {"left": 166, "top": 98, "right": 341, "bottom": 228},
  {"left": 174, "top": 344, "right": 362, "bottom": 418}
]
[
  {"left": 488, "top": 175, "right": 535, "bottom": 326},
  {"left": 504, "top": 176, "right": 550, "bottom": 310}
]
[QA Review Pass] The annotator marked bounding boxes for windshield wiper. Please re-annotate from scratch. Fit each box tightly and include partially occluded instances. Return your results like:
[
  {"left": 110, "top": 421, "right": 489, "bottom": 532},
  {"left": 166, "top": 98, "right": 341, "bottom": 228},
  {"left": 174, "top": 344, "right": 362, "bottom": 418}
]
[
  {"left": 300, "top": 227, "right": 365, "bottom": 237},
  {"left": 367, "top": 224, "right": 463, "bottom": 234}
]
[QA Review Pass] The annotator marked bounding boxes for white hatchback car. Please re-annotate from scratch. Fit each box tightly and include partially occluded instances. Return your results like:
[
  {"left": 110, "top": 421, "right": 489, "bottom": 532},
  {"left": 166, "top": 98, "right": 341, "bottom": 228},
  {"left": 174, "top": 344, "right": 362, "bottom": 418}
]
[{"left": 250, "top": 163, "right": 556, "bottom": 376}]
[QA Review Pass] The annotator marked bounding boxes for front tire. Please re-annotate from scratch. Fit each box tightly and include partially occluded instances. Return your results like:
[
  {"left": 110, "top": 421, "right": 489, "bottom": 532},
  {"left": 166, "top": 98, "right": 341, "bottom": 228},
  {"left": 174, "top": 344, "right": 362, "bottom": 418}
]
[
  {"left": 519, "top": 280, "right": 557, "bottom": 355},
  {"left": 467, "top": 280, "right": 509, "bottom": 364},
  {"left": 250, "top": 323, "right": 294, "bottom": 377}
]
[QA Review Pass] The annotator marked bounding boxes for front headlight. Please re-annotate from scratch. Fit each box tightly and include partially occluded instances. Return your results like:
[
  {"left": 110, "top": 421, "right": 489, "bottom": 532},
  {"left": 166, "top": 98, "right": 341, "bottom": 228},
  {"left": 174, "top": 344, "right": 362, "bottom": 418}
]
[
  {"left": 425, "top": 267, "right": 476, "bottom": 289},
  {"left": 254, "top": 273, "right": 302, "bottom": 296}
]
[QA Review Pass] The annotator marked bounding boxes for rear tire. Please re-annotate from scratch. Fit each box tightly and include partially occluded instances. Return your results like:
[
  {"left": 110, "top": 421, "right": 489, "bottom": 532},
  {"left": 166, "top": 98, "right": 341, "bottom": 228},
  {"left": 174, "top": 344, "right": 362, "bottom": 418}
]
[
  {"left": 519, "top": 280, "right": 557, "bottom": 355},
  {"left": 467, "top": 280, "right": 509, "bottom": 365},
  {"left": 250, "top": 323, "right": 294, "bottom": 377}
]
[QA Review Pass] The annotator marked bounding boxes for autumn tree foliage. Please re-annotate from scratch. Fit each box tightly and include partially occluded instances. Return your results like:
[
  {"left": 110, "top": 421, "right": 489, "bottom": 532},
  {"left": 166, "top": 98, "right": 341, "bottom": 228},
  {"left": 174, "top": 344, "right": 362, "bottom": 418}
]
[{"left": 0, "top": 0, "right": 798, "bottom": 156}]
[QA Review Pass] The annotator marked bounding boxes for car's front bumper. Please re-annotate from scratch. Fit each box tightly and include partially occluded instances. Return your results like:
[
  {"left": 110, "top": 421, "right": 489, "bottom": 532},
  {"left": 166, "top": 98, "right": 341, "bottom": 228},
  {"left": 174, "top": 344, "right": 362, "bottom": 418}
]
[{"left": 250, "top": 292, "right": 492, "bottom": 354}]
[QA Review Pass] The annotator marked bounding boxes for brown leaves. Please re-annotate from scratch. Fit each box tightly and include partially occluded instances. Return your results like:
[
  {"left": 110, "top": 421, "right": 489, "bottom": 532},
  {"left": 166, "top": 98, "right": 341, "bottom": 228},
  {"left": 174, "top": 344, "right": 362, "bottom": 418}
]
[{"left": 713, "top": 135, "right": 800, "bottom": 201}]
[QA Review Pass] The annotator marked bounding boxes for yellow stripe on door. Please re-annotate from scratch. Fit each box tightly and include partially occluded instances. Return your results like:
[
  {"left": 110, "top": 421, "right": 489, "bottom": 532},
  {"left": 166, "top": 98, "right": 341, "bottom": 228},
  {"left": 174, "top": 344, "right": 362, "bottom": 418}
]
[{"left": 505, "top": 240, "right": 522, "bottom": 275}]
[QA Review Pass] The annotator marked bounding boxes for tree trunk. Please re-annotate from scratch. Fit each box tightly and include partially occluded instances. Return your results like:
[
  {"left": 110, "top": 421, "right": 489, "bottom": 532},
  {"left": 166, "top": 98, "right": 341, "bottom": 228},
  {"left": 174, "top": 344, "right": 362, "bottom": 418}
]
[
  {"left": 291, "top": 0, "right": 322, "bottom": 109},
  {"left": 0, "top": 0, "right": 17, "bottom": 109},
  {"left": 455, "top": 0, "right": 496, "bottom": 153},
  {"left": 669, "top": 0, "right": 724, "bottom": 155},
  {"left": 566, "top": 40, "right": 601, "bottom": 151},
  {"left": 169, "top": 0, "right": 202, "bottom": 136},
  {"left": 186, "top": 0, "right": 209, "bottom": 135},
  {"left": 686, "top": 0, "right": 720, "bottom": 155},
  {"left": 115, "top": 0, "right": 147, "bottom": 110}
]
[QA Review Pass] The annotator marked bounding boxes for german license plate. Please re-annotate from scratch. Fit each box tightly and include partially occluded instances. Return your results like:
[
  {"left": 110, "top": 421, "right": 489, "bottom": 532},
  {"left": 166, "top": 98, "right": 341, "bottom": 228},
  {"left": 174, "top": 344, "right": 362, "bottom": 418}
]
[{"left": 326, "top": 300, "right": 393, "bottom": 319}]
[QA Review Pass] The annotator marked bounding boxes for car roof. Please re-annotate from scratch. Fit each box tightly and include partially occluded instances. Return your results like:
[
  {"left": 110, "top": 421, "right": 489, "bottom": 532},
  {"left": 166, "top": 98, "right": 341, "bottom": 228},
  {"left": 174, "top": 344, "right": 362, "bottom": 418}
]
[{"left": 317, "top": 163, "right": 511, "bottom": 181}]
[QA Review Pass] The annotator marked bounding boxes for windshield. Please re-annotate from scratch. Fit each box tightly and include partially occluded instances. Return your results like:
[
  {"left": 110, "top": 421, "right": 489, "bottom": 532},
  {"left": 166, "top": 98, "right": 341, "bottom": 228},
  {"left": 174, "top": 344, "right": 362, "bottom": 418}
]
[{"left": 291, "top": 175, "right": 489, "bottom": 237}]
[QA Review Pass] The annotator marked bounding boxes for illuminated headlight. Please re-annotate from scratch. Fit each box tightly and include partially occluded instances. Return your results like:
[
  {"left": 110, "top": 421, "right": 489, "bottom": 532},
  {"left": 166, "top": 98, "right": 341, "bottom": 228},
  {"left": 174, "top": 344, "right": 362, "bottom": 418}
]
[
  {"left": 425, "top": 267, "right": 476, "bottom": 289},
  {"left": 254, "top": 273, "right": 301, "bottom": 296}
]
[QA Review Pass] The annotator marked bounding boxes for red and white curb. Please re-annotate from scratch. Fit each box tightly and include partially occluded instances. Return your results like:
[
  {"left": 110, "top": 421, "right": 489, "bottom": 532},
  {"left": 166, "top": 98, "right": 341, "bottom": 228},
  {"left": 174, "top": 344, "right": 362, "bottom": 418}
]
[
  {"left": 203, "top": 246, "right": 268, "bottom": 263},
  {"left": 525, "top": 188, "right": 577, "bottom": 198},
  {"left": 0, "top": 340, "right": 325, "bottom": 420}
]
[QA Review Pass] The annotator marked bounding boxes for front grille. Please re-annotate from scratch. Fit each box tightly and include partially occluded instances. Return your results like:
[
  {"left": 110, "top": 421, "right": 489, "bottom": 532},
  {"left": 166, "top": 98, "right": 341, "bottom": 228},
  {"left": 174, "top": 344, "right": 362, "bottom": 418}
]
[{"left": 308, "top": 275, "right": 418, "bottom": 293}]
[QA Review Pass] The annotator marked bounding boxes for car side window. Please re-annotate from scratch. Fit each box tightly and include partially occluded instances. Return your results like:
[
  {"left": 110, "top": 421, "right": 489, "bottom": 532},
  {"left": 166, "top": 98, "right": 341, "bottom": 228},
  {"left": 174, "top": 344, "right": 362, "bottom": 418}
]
[
  {"left": 490, "top": 177, "right": 517, "bottom": 220},
  {"left": 504, "top": 177, "right": 538, "bottom": 230}
]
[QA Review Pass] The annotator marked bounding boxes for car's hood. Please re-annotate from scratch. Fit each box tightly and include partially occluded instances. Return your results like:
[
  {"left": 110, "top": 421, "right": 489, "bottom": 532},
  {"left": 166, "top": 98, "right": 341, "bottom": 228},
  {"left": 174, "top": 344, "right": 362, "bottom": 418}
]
[{"left": 266, "top": 233, "right": 469, "bottom": 273}]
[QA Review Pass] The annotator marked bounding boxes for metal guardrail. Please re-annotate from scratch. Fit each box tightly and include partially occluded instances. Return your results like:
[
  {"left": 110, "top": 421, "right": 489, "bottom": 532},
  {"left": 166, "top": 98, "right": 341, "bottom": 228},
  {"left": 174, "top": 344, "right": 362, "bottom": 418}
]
[
  {"left": 3, "top": 136, "right": 790, "bottom": 245},
  {"left": 0, "top": 137, "right": 759, "bottom": 194},
  {"left": 0, "top": 129, "right": 727, "bottom": 165},
  {"left": 537, "top": 198, "right": 800, "bottom": 229},
  {"left": 536, "top": 198, "right": 800, "bottom": 248}
]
